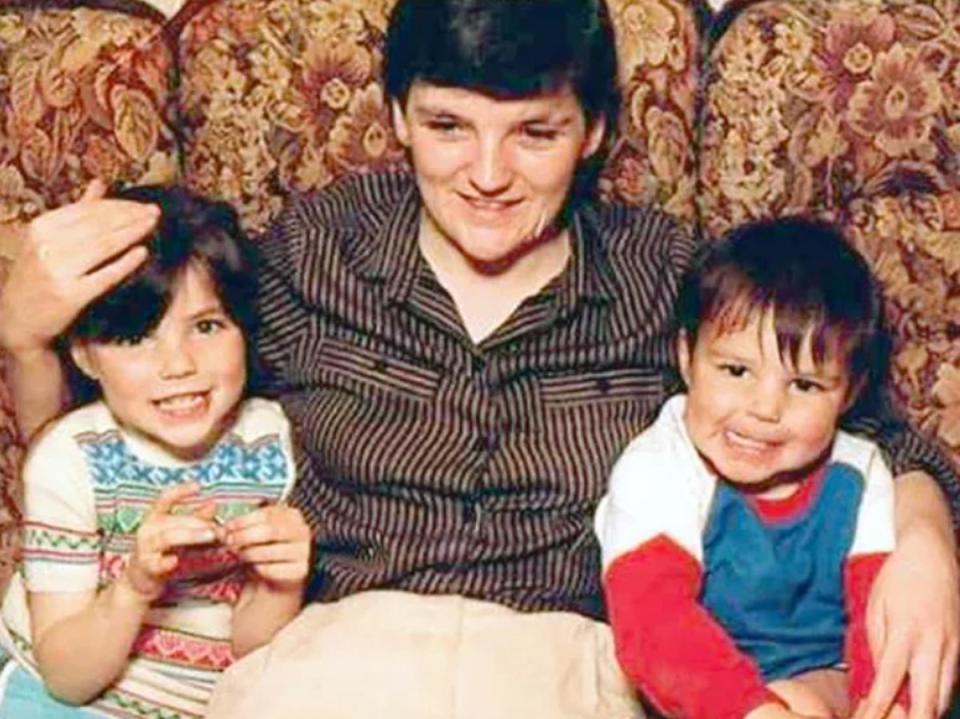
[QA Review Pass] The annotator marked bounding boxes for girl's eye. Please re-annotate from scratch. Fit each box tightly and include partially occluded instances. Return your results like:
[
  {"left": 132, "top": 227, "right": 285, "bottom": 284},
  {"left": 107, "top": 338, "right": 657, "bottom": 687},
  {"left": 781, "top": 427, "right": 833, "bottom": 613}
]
[
  {"left": 112, "top": 333, "right": 148, "bottom": 347},
  {"left": 719, "top": 363, "right": 747, "bottom": 378},
  {"left": 196, "top": 318, "right": 226, "bottom": 334}
]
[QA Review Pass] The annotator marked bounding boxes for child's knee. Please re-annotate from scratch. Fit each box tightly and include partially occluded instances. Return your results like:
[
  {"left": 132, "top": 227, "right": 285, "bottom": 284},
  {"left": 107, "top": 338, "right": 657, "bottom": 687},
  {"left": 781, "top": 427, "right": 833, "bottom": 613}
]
[{"left": 767, "top": 678, "right": 835, "bottom": 718}]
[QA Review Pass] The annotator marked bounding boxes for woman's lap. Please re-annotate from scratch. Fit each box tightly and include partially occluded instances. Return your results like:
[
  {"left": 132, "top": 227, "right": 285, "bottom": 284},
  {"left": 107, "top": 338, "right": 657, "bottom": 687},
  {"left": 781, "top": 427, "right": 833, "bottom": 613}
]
[{"left": 206, "top": 590, "right": 645, "bottom": 719}]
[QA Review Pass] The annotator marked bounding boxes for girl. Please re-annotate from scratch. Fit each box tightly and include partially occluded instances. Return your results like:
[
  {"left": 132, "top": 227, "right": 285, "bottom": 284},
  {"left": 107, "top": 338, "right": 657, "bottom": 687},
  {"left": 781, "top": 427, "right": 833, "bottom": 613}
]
[{"left": 0, "top": 186, "right": 310, "bottom": 718}]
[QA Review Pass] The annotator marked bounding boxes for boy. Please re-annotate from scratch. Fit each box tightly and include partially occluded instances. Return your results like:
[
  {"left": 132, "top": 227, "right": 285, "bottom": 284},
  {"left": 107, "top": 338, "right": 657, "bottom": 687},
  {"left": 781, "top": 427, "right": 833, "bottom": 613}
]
[{"left": 596, "top": 217, "right": 905, "bottom": 719}]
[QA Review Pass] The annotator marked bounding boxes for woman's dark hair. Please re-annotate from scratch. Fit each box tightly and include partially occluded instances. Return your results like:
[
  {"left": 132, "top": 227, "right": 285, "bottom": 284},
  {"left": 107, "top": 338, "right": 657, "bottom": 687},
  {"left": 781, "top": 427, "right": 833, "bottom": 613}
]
[
  {"left": 66, "top": 185, "right": 259, "bottom": 398},
  {"left": 676, "top": 217, "right": 891, "bottom": 418},
  {"left": 384, "top": 0, "right": 620, "bottom": 199}
]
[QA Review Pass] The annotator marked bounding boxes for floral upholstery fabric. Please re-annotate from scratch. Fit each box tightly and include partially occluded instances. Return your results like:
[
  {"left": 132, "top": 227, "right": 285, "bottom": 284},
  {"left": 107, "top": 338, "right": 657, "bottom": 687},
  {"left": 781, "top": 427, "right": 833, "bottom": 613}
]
[
  {"left": 0, "top": 3, "right": 178, "bottom": 223},
  {"left": 177, "top": 0, "right": 406, "bottom": 235},
  {"left": 601, "top": 0, "right": 700, "bottom": 222},
  {"left": 176, "top": 0, "right": 700, "bottom": 234},
  {"left": 700, "top": 0, "right": 960, "bottom": 472}
]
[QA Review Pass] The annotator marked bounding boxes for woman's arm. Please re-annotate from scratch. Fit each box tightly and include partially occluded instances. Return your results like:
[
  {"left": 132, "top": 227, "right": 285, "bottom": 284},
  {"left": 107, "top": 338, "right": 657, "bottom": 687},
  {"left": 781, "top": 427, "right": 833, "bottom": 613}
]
[
  {"left": 859, "top": 472, "right": 959, "bottom": 719},
  {"left": 0, "top": 180, "right": 156, "bottom": 439}
]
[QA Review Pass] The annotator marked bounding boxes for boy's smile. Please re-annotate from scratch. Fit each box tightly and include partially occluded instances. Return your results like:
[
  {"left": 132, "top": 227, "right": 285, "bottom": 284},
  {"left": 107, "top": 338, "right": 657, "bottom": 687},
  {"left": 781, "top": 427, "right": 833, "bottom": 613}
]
[
  {"left": 71, "top": 263, "right": 247, "bottom": 460},
  {"left": 678, "top": 310, "right": 854, "bottom": 495}
]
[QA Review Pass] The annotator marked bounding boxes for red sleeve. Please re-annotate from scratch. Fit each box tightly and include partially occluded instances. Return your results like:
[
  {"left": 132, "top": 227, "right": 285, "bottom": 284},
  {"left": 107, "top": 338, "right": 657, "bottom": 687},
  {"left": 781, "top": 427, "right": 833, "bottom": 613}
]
[
  {"left": 604, "top": 534, "right": 784, "bottom": 719},
  {"left": 844, "top": 552, "right": 908, "bottom": 709}
]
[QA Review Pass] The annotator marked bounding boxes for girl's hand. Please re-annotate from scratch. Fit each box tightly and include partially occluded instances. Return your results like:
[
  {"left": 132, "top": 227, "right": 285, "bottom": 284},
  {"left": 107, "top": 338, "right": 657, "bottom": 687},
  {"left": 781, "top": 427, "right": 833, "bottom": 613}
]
[
  {"left": 223, "top": 505, "right": 311, "bottom": 589},
  {"left": 123, "top": 482, "right": 219, "bottom": 602}
]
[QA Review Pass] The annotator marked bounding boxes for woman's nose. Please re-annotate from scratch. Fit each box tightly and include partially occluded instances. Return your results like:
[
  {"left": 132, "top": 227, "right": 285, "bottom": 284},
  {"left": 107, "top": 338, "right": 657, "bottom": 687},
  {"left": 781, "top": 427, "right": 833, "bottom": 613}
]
[{"left": 468, "top": 136, "right": 513, "bottom": 194}]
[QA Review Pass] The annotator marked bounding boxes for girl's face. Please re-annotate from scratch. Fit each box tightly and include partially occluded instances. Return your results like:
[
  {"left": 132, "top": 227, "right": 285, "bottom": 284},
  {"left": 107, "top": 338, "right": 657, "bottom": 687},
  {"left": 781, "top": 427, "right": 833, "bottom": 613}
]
[{"left": 71, "top": 262, "right": 247, "bottom": 460}]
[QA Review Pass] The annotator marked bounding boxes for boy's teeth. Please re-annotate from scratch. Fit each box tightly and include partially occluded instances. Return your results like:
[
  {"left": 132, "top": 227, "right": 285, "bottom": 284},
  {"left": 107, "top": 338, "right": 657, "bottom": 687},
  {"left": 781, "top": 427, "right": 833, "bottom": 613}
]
[{"left": 726, "top": 431, "right": 769, "bottom": 450}]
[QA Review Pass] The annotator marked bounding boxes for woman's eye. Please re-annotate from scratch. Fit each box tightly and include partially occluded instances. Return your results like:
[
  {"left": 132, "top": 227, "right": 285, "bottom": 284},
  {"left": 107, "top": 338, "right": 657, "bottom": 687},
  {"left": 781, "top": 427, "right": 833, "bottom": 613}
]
[
  {"left": 520, "top": 124, "right": 559, "bottom": 142},
  {"left": 426, "top": 118, "right": 463, "bottom": 135}
]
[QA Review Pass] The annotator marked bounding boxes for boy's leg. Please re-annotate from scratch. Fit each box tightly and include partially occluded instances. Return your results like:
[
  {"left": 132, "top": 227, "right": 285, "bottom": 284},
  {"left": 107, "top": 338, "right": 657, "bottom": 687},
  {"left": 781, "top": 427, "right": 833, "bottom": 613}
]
[{"left": 769, "top": 669, "right": 850, "bottom": 718}]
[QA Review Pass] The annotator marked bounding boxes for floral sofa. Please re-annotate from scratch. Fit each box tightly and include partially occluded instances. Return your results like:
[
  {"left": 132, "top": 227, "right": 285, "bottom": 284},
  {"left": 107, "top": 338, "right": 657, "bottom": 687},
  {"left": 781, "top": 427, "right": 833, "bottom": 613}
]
[{"left": 0, "top": 0, "right": 958, "bottom": 590}]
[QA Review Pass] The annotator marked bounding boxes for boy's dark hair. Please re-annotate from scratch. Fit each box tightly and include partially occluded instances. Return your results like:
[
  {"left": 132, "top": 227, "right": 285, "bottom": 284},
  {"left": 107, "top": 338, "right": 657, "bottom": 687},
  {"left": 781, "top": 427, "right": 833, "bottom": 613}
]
[
  {"left": 676, "top": 217, "right": 891, "bottom": 416},
  {"left": 384, "top": 0, "right": 619, "bottom": 199},
  {"left": 66, "top": 185, "right": 259, "bottom": 397}
]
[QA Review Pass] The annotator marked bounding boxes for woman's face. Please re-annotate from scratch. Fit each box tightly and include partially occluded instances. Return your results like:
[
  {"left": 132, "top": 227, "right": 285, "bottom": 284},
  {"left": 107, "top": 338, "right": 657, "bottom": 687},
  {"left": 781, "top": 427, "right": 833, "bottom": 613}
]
[{"left": 392, "top": 81, "right": 605, "bottom": 269}]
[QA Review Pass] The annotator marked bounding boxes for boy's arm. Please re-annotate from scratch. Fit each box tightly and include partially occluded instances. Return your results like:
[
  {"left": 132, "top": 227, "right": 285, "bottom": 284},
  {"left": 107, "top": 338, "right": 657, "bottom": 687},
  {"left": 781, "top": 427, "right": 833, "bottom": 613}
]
[{"left": 605, "top": 535, "right": 787, "bottom": 719}]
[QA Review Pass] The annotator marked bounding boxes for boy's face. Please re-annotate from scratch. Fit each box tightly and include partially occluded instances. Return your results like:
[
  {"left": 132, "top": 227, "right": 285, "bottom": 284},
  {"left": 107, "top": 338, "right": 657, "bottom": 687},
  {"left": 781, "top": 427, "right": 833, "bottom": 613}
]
[
  {"left": 71, "top": 263, "right": 247, "bottom": 460},
  {"left": 678, "top": 310, "right": 854, "bottom": 490}
]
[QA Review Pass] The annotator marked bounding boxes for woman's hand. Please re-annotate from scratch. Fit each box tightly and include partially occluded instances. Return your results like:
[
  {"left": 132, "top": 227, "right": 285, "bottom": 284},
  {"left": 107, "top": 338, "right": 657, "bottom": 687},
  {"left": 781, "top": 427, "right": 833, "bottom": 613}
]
[
  {"left": 0, "top": 179, "right": 157, "bottom": 354},
  {"left": 858, "top": 474, "right": 959, "bottom": 719}
]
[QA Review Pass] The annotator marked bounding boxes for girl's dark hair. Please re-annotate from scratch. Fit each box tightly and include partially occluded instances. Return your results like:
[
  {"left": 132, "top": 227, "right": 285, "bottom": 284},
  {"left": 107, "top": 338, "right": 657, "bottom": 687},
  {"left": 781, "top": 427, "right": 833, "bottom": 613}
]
[
  {"left": 66, "top": 185, "right": 259, "bottom": 398},
  {"left": 676, "top": 217, "right": 891, "bottom": 418},
  {"left": 384, "top": 0, "right": 619, "bottom": 200}
]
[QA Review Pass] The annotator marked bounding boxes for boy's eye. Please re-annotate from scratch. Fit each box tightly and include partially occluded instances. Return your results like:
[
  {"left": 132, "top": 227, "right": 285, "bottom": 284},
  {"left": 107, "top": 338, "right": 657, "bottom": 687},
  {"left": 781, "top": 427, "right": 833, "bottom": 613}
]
[
  {"left": 792, "top": 378, "right": 825, "bottom": 393},
  {"left": 718, "top": 363, "right": 747, "bottom": 378}
]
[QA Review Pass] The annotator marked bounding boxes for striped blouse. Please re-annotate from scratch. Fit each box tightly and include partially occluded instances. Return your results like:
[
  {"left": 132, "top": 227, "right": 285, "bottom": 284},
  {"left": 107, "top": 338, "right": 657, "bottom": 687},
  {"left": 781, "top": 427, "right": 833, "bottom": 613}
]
[{"left": 255, "top": 171, "right": 958, "bottom": 618}]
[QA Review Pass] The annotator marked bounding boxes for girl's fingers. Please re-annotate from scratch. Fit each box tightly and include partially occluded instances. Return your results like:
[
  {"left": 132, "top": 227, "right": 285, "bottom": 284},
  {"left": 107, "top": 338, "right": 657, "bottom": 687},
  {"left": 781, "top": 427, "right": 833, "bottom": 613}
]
[{"left": 148, "top": 482, "right": 202, "bottom": 516}]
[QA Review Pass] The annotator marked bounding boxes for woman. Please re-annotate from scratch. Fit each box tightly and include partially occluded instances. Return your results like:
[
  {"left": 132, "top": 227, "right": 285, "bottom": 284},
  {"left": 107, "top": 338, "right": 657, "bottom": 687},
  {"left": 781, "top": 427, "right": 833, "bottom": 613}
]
[{"left": 0, "top": 1, "right": 956, "bottom": 717}]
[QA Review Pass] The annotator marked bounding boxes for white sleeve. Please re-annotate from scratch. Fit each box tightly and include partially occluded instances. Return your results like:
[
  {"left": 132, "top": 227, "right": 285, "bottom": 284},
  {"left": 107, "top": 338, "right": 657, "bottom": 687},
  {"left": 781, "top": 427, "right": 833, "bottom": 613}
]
[
  {"left": 21, "top": 422, "right": 100, "bottom": 593},
  {"left": 847, "top": 440, "right": 896, "bottom": 557},
  {"left": 594, "top": 434, "right": 711, "bottom": 571}
]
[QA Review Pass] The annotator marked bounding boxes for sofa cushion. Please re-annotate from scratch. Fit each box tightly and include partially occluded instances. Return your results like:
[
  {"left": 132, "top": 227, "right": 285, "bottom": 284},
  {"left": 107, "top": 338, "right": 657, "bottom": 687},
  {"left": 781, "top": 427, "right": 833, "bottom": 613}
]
[{"left": 0, "top": 1, "right": 179, "bottom": 223}]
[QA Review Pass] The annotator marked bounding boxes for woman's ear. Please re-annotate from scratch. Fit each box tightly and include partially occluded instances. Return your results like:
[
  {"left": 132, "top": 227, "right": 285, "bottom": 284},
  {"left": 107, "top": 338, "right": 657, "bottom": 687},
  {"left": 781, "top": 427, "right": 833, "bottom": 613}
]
[
  {"left": 677, "top": 330, "right": 693, "bottom": 387},
  {"left": 69, "top": 342, "right": 99, "bottom": 381},
  {"left": 391, "top": 98, "right": 411, "bottom": 147},
  {"left": 581, "top": 116, "right": 606, "bottom": 160}
]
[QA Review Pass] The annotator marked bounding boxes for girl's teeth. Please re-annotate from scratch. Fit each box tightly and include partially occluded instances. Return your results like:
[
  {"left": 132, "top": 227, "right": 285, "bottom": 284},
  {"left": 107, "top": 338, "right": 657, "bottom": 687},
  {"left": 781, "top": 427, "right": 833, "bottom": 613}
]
[{"left": 156, "top": 394, "right": 204, "bottom": 411}]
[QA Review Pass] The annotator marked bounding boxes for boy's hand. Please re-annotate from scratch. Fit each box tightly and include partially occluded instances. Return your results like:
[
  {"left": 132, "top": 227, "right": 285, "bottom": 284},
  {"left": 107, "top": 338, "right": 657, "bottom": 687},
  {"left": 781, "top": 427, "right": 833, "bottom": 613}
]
[
  {"left": 223, "top": 505, "right": 311, "bottom": 588},
  {"left": 122, "top": 482, "right": 219, "bottom": 602}
]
